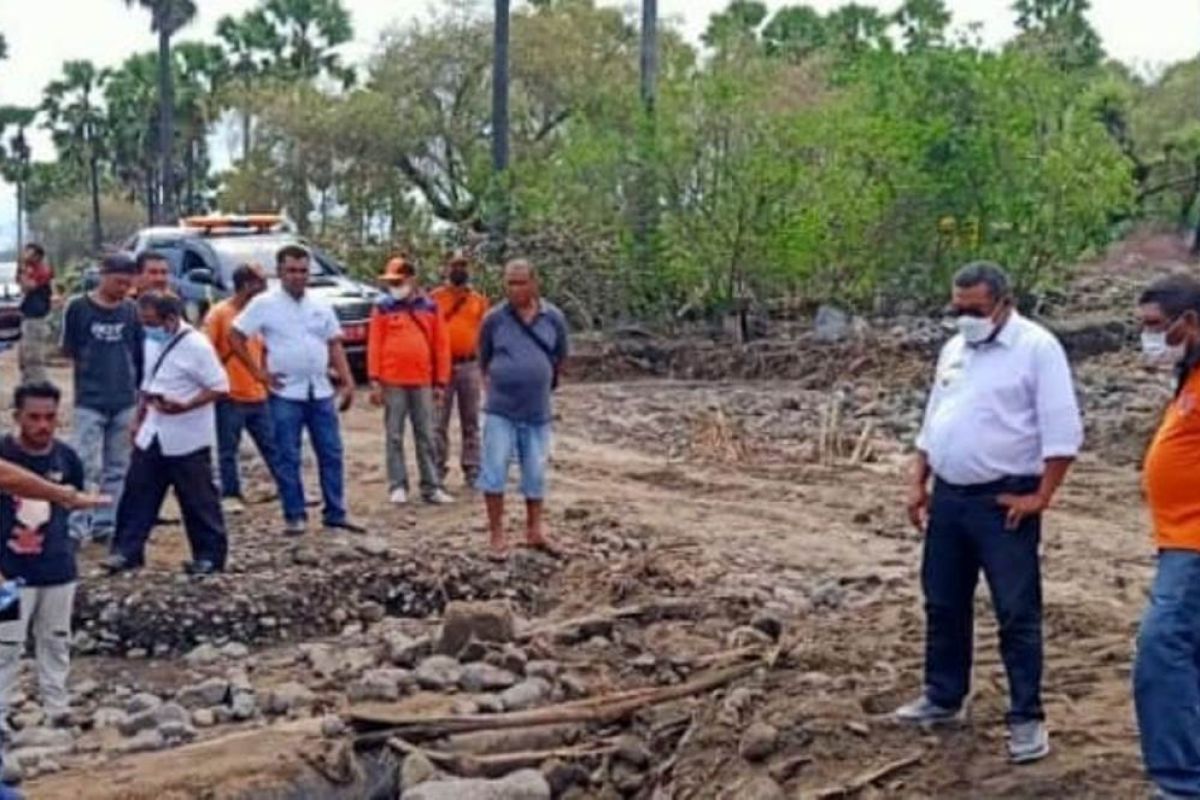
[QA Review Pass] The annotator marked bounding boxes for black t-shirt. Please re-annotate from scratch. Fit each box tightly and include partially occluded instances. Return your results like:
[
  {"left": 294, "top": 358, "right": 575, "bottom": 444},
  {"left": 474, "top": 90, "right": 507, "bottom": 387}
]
[
  {"left": 61, "top": 295, "right": 144, "bottom": 412},
  {"left": 19, "top": 283, "right": 51, "bottom": 319},
  {"left": 0, "top": 437, "right": 84, "bottom": 586}
]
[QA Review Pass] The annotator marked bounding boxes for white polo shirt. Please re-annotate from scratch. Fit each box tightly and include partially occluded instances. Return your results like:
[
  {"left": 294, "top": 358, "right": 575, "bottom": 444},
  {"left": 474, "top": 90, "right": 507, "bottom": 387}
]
[
  {"left": 137, "top": 324, "right": 229, "bottom": 456},
  {"left": 232, "top": 289, "right": 341, "bottom": 402},
  {"left": 915, "top": 312, "right": 1083, "bottom": 486}
]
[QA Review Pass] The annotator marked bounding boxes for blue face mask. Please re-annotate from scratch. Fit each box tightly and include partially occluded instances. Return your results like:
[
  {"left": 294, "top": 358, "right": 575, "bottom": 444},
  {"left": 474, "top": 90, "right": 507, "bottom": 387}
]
[{"left": 145, "top": 326, "right": 170, "bottom": 344}]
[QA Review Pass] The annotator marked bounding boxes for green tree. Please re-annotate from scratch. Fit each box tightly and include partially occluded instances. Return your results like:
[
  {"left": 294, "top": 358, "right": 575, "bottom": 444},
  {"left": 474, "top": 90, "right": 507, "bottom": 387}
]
[
  {"left": 895, "top": 0, "right": 951, "bottom": 51},
  {"left": 123, "top": 0, "right": 198, "bottom": 223},
  {"left": 104, "top": 52, "right": 161, "bottom": 220},
  {"left": 702, "top": 1, "right": 767, "bottom": 49},
  {"left": 1011, "top": 0, "right": 1103, "bottom": 71},
  {"left": 259, "top": 0, "right": 355, "bottom": 85},
  {"left": 216, "top": 9, "right": 282, "bottom": 160},
  {"left": 0, "top": 107, "right": 36, "bottom": 253},
  {"left": 762, "top": 6, "right": 828, "bottom": 61},
  {"left": 42, "top": 60, "right": 108, "bottom": 253}
]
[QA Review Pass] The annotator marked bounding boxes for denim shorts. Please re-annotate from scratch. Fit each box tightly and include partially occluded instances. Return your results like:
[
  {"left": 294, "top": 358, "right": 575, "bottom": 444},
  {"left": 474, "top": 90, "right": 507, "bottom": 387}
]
[{"left": 476, "top": 414, "right": 551, "bottom": 499}]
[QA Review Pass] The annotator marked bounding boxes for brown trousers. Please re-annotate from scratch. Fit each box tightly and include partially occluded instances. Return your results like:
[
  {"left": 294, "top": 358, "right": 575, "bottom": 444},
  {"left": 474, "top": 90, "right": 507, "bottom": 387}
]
[{"left": 435, "top": 360, "right": 482, "bottom": 481}]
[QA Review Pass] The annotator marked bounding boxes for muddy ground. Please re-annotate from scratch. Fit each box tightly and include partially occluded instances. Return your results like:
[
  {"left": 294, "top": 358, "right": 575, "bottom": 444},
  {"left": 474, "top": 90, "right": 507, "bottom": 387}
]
[{"left": 9, "top": 233, "right": 1196, "bottom": 799}]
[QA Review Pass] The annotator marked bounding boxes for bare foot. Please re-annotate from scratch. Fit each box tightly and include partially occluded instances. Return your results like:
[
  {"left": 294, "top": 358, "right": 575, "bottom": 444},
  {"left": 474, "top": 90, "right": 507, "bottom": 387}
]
[
  {"left": 523, "top": 533, "right": 564, "bottom": 558},
  {"left": 488, "top": 534, "right": 509, "bottom": 561}
]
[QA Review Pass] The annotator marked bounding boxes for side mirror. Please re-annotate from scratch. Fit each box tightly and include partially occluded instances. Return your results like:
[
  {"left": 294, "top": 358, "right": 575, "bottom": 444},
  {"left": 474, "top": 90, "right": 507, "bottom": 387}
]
[{"left": 187, "top": 268, "right": 215, "bottom": 286}]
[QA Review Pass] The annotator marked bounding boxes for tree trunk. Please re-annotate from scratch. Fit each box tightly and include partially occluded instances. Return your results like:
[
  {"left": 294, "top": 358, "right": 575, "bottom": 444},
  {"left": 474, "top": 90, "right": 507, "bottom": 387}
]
[
  {"left": 632, "top": 0, "right": 660, "bottom": 297},
  {"left": 14, "top": 180, "right": 23, "bottom": 257},
  {"left": 89, "top": 150, "right": 103, "bottom": 253},
  {"left": 185, "top": 138, "right": 195, "bottom": 215},
  {"left": 488, "top": 0, "right": 511, "bottom": 257},
  {"left": 158, "top": 27, "right": 176, "bottom": 224},
  {"left": 242, "top": 104, "right": 252, "bottom": 163}
]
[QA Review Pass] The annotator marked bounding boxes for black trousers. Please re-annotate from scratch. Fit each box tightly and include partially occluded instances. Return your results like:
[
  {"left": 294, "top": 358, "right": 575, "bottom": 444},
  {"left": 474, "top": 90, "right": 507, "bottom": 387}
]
[{"left": 112, "top": 440, "right": 227, "bottom": 568}]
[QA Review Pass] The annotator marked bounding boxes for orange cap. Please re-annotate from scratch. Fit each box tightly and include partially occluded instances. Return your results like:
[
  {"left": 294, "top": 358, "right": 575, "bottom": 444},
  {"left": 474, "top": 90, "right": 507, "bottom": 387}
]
[{"left": 380, "top": 257, "right": 414, "bottom": 283}]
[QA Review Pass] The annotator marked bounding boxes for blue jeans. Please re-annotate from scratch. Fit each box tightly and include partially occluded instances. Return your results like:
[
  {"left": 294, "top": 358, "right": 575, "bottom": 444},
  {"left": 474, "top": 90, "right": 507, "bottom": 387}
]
[
  {"left": 268, "top": 395, "right": 346, "bottom": 525},
  {"left": 216, "top": 399, "right": 282, "bottom": 501},
  {"left": 476, "top": 414, "right": 551, "bottom": 499},
  {"left": 70, "top": 405, "right": 135, "bottom": 538},
  {"left": 922, "top": 476, "right": 1044, "bottom": 723},
  {"left": 1135, "top": 550, "right": 1200, "bottom": 797}
]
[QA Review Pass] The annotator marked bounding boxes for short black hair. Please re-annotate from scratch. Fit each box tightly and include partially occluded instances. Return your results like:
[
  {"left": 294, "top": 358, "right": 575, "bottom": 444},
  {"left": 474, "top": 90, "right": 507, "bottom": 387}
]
[
  {"left": 13, "top": 381, "right": 61, "bottom": 411},
  {"left": 1139, "top": 274, "right": 1200, "bottom": 319},
  {"left": 953, "top": 261, "right": 1011, "bottom": 301},
  {"left": 100, "top": 252, "right": 138, "bottom": 275},
  {"left": 136, "top": 290, "right": 184, "bottom": 320},
  {"left": 276, "top": 244, "right": 310, "bottom": 267},
  {"left": 136, "top": 250, "right": 168, "bottom": 272},
  {"left": 23, "top": 243, "right": 45, "bottom": 259},
  {"left": 232, "top": 263, "right": 263, "bottom": 292}
]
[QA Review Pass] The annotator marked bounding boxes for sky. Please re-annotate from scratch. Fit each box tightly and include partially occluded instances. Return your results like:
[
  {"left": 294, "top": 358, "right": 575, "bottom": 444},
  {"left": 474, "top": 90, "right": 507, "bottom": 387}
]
[{"left": 2, "top": 0, "right": 1199, "bottom": 248}]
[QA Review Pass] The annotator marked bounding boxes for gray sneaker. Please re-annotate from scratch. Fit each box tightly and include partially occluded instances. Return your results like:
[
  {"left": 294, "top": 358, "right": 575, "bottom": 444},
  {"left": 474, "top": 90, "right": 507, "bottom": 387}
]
[
  {"left": 892, "top": 695, "right": 961, "bottom": 725},
  {"left": 1008, "top": 720, "right": 1050, "bottom": 764}
]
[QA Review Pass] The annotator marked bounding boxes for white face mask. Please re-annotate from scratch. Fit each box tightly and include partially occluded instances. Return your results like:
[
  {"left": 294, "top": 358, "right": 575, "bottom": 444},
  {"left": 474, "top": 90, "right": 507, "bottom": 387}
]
[
  {"left": 1141, "top": 330, "right": 1186, "bottom": 366},
  {"left": 389, "top": 285, "right": 412, "bottom": 301},
  {"left": 956, "top": 314, "right": 997, "bottom": 345}
]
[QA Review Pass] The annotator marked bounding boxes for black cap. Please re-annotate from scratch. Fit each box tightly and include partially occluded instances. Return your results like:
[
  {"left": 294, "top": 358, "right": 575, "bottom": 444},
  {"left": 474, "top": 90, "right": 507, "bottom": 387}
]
[{"left": 100, "top": 252, "right": 138, "bottom": 275}]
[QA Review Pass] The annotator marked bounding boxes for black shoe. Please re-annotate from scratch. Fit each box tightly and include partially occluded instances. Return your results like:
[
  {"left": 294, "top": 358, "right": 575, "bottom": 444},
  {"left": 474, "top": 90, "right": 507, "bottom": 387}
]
[
  {"left": 183, "top": 559, "right": 220, "bottom": 576},
  {"left": 102, "top": 554, "right": 139, "bottom": 574},
  {"left": 324, "top": 519, "right": 366, "bottom": 534}
]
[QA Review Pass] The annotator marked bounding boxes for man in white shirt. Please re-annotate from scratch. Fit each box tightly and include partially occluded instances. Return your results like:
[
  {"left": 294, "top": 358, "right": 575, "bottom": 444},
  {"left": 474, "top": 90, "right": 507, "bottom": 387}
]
[
  {"left": 104, "top": 293, "right": 230, "bottom": 576},
  {"left": 893, "top": 262, "right": 1083, "bottom": 765},
  {"left": 229, "top": 245, "right": 361, "bottom": 536}
]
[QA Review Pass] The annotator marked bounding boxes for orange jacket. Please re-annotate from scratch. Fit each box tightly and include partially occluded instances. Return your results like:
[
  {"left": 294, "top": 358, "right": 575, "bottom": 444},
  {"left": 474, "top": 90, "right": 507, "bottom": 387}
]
[
  {"left": 367, "top": 295, "right": 451, "bottom": 388},
  {"left": 430, "top": 286, "right": 489, "bottom": 360}
]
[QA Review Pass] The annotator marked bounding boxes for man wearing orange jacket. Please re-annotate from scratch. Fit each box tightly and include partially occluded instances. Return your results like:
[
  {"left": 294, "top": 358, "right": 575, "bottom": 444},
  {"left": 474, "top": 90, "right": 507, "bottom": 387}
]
[
  {"left": 368, "top": 257, "right": 454, "bottom": 506},
  {"left": 430, "top": 253, "right": 489, "bottom": 487}
]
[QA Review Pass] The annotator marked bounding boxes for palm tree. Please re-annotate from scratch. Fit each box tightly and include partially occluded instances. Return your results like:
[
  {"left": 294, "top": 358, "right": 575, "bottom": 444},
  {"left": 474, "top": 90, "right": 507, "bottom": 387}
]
[
  {"left": 216, "top": 9, "right": 280, "bottom": 162},
  {"left": 123, "top": 0, "right": 197, "bottom": 224},
  {"left": 42, "top": 61, "right": 108, "bottom": 252},
  {"left": 0, "top": 107, "right": 36, "bottom": 254}
]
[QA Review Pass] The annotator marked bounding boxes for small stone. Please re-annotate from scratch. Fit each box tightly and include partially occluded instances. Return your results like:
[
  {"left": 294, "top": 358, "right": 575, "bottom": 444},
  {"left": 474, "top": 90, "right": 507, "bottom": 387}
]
[
  {"left": 10, "top": 727, "right": 72, "bottom": 751},
  {"left": 184, "top": 643, "right": 222, "bottom": 667},
  {"left": 739, "top": 722, "right": 779, "bottom": 762},
  {"left": 302, "top": 644, "right": 339, "bottom": 679},
  {"left": 177, "top": 678, "right": 230, "bottom": 709},
  {"left": 92, "top": 707, "right": 128, "bottom": 730},
  {"left": 542, "top": 758, "right": 589, "bottom": 797},
  {"left": 73, "top": 679, "right": 100, "bottom": 698},
  {"left": 404, "top": 769, "right": 551, "bottom": 800},
  {"left": 475, "top": 694, "right": 505, "bottom": 714},
  {"left": 348, "top": 668, "right": 412, "bottom": 702},
  {"left": 614, "top": 735, "right": 652, "bottom": 769},
  {"left": 629, "top": 654, "right": 657, "bottom": 672},
  {"left": 126, "top": 692, "right": 163, "bottom": 715},
  {"left": 221, "top": 642, "right": 250, "bottom": 659},
  {"left": 126, "top": 648, "right": 148, "bottom": 660},
  {"left": 457, "top": 639, "right": 489, "bottom": 663},
  {"left": 386, "top": 633, "right": 425, "bottom": 668},
  {"left": 610, "top": 761, "right": 646, "bottom": 794},
  {"left": 500, "top": 678, "right": 552, "bottom": 711},
  {"left": 266, "top": 683, "right": 314, "bottom": 716},
  {"left": 490, "top": 644, "right": 528, "bottom": 675},
  {"left": 359, "top": 601, "right": 386, "bottom": 623},
  {"left": 525, "top": 661, "right": 560, "bottom": 680},
  {"left": 117, "top": 729, "right": 165, "bottom": 754},
  {"left": 355, "top": 536, "right": 390, "bottom": 558},
  {"left": 437, "top": 601, "right": 516, "bottom": 657},
  {"left": 320, "top": 715, "right": 347, "bottom": 738},
  {"left": 231, "top": 691, "right": 258, "bottom": 720},
  {"left": 192, "top": 709, "right": 216, "bottom": 728},
  {"left": 847, "top": 720, "right": 870, "bottom": 737},
  {"left": 158, "top": 720, "right": 196, "bottom": 742},
  {"left": 10, "top": 711, "right": 42, "bottom": 731},
  {"left": 728, "top": 774, "right": 785, "bottom": 800},
  {"left": 460, "top": 663, "right": 519, "bottom": 693},
  {"left": 750, "top": 611, "right": 784, "bottom": 642},
  {"left": 399, "top": 750, "right": 439, "bottom": 792},
  {"left": 415, "top": 656, "right": 464, "bottom": 691},
  {"left": 559, "top": 673, "right": 588, "bottom": 699}
]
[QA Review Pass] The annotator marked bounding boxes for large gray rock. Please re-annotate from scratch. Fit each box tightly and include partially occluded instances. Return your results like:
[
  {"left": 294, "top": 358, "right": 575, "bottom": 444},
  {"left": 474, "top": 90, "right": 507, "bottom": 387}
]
[
  {"left": 115, "top": 729, "right": 165, "bottom": 754},
  {"left": 177, "top": 678, "right": 230, "bottom": 709},
  {"left": 404, "top": 769, "right": 551, "bottom": 800},
  {"left": 231, "top": 690, "right": 258, "bottom": 720},
  {"left": 814, "top": 305, "right": 851, "bottom": 343},
  {"left": 118, "top": 702, "right": 188, "bottom": 737},
  {"left": 184, "top": 643, "right": 222, "bottom": 667},
  {"left": 460, "top": 663, "right": 519, "bottom": 693},
  {"left": 399, "top": 751, "right": 440, "bottom": 792},
  {"left": 385, "top": 632, "right": 426, "bottom": 668},
  {"left": 499, "top": 678, "right": 551, "bottom": 711},
  {"left": 437, "top": 601, "right": 515, "bottom": 657},
  {"left": 125, "top": 692, "right": 163, "bottom": 714},
  {"left": 348, "top": 668, "right": 413, "bottom": 702},
  {"left": 415, "top": 656, "right": 463, "bottom": 691},
  {"left": 10, "top": 727, "right": 72, "bottom": 751},
  {"left": 739, "top": 721, "right": 779, "bottom": 762}
]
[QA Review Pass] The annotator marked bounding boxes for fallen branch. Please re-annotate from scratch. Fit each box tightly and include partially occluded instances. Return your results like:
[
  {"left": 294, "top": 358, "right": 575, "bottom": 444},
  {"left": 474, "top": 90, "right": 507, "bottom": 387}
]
[
  {"left": 388, "top": 735, "right": 614, "bottom": 778},
  {"left": 811, "top": 750, "right": 924, "bottom": 799},
  {"left": 352, "top": 658, "right": 767, "bottom": 740}
]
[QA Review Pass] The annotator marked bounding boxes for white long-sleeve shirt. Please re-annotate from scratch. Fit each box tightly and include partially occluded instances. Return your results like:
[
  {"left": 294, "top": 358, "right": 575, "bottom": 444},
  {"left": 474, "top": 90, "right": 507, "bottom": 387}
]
[{"left": 916, "top": 312, "right": 1083, "bottom": 486}]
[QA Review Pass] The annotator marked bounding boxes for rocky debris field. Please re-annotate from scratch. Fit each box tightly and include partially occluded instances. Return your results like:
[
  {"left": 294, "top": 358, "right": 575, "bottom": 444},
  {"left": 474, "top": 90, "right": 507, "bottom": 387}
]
[{"left": 17, "top": 237, "right": 1200, "bottom": 798}]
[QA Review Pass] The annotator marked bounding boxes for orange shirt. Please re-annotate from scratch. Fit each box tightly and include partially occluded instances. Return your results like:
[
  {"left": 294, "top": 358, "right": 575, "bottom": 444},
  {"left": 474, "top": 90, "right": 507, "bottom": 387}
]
[
  {"left": 1145, "top": 367, "right": 1200, "bottom": 551},
  {"left": 204, "top": 299, "right": 267, "bottom": 404},
  {"left": 430, "top": 286, "right": 489, "bottom": 361},
  {"left": 367, "top": 296, "right": 451, "bottom": 388}
]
